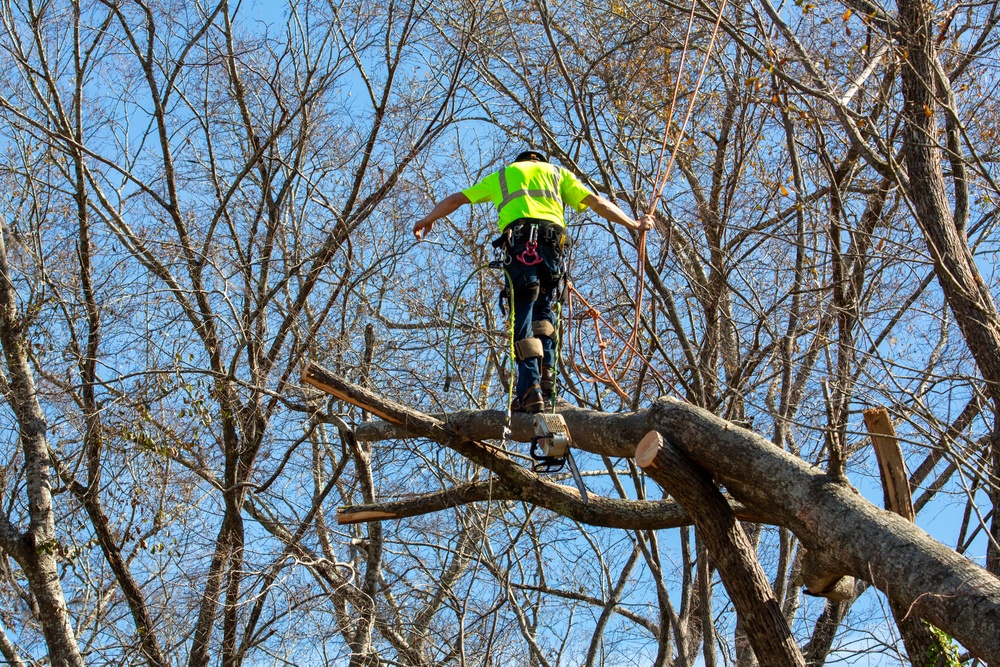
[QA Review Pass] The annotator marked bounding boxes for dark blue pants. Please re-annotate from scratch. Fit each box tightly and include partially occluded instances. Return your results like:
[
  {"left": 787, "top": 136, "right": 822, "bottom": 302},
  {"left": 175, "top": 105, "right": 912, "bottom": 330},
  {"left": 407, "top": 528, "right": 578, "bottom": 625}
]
[{"left": 505, "top": 244, "right": 562, "bottom": 397}]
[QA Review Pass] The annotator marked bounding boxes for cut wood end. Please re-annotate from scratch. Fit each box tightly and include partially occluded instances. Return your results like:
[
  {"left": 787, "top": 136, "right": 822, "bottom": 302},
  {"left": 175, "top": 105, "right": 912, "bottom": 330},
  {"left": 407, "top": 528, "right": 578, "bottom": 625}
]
[
  {"left": 862, "top": 406, "right": 894, "bottom": 432},
  {"left": 804, "top": 575, "right": 855, "bottom": 602},
  {"left": 635, "top": 431, "right": 664, "bottom": 468},
  {"left": 337, "top": 509, "right": 399, "bottom": 525}
]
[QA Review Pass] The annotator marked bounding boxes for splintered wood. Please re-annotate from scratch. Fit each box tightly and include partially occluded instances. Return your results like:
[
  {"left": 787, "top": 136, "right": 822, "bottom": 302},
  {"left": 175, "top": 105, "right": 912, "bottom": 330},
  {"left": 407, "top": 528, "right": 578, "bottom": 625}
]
[
  {"left": 302, "top": 362, "right": 403, "bottom": 426},
  {"left": 862, "top": 406, "right": 914, "bottom": 522}
]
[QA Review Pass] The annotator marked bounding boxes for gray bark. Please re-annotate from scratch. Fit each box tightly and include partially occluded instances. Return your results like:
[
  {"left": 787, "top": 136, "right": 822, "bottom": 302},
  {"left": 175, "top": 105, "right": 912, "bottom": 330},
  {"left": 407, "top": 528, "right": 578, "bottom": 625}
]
[
  {"left": 0, "top": 222, "right": 83, "bottom": 667},
  {"left": 637, "top": 432, "right": 805, "bottom": 666},
  {"left": 304, "top": 366, "right": 1000, "bottom": 663},
  {"left": 647, "top": 398, "right": 1000, "bottom": 663},
  {"left": 896, "top": 0, "right": 1000, "bottom": 580}
]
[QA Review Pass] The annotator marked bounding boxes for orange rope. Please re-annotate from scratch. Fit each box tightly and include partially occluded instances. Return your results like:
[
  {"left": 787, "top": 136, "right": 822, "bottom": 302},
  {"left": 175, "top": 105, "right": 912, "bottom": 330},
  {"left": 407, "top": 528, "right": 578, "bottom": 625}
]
[
  {"left": 648, "top": 0, "right": 731, "bottom": 216},
  {"left": 648, "top": 0, "right": 699, "bottom": 214},
  {"left": 567, "top": 0, "right": 730, "bottom": 403},
  {"left": 564, "top": 281, "right": 676, "bottom": 401}
]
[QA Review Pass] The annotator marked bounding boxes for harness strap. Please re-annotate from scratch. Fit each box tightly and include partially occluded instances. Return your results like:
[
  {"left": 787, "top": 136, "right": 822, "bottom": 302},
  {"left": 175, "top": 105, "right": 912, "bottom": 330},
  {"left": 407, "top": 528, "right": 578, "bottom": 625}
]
[{"left": 493, "top": 220, "right": 571, "bottom": 251}]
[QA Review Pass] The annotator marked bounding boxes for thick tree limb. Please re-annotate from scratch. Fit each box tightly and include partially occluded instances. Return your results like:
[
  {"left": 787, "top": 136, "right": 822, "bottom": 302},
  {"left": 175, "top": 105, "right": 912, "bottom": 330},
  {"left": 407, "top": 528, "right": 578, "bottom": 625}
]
[
  {"left": 0, "top": 218, "right": 84, "bottom": 667},
  {"left": 637, "top": 431, "right": 806, "bottom": 666},
  {"left": 646, "top": 398, "right": 1000, "bottom": 663},
  {"left": 302, "top": 364, "right": 651, "bottom": 527},
  {"left": 337, "top": 478, "right": 761, "bottom": 528},
  {"left": 349, "top": 403, "right": 644, "bottom": 458},
  {"left": 304, "top": 364, "right": 1000, "bottom": 661}
]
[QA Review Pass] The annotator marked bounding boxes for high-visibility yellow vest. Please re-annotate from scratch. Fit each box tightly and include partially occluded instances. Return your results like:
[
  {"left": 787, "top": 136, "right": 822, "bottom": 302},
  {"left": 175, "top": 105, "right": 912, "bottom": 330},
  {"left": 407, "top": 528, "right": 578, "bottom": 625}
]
[{"left": 462, "top": 161, "right": 592, "bottom": 231}]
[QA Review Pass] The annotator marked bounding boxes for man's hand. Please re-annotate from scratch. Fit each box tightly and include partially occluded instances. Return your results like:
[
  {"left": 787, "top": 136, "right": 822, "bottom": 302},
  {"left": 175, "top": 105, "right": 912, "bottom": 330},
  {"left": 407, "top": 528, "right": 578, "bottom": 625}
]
[
  {"left": 583, "top": 194, "right": 657, "bottom": 233},
  {"left": 413, "top": 218, "right": 434, "bottom": 241},
  {"left": 412, "top": 192, "right": 471, "bottom": 242}
]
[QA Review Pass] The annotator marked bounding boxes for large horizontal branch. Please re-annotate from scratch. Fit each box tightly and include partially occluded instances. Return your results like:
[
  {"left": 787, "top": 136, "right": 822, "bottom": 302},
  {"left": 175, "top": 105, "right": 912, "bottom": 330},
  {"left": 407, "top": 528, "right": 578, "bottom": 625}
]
[
  {"left": 337, "top": 477, "right": 762, "bottom": 528},
  {"left": 304, "top": 363, "right": 1000, "bottom": 661},
  {"left": 349, "top": 403, "right": 644, "bottom": 458},
  {"left": 645, "top": 398, "right": 1000, "bottom": 663},
  {"left": 304, "top": 363, "right": 703, "bottom": 528}
]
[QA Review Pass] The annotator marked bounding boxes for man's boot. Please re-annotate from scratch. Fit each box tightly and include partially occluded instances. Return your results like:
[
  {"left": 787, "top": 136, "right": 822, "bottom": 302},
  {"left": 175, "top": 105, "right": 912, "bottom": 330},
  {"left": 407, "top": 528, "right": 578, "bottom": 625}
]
[
  {"left": 512, "top": 384, "right": 545, "bottom": 413},
  {"left": 512, "top": 337, "right": 545, "bottom": 413},
  {"left": 540, "top": 366, "right": 555, "bottom": 393}
]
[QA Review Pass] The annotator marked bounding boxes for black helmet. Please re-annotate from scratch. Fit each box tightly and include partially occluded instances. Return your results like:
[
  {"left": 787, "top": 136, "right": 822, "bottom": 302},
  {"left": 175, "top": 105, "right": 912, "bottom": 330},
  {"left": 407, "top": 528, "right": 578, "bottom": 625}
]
[{"left": 514, "top": 149, "right": 548, "bottom": 162}]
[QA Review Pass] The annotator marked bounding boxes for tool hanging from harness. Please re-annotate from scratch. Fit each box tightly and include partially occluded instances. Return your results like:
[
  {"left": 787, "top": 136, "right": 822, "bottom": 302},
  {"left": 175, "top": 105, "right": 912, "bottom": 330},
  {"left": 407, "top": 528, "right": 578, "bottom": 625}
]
[
  {"left": 530, "top": 413, "right": 589, "bottom": 502},
  {"left": 531, "top": 413, "right": 570, "bottom": 472}
]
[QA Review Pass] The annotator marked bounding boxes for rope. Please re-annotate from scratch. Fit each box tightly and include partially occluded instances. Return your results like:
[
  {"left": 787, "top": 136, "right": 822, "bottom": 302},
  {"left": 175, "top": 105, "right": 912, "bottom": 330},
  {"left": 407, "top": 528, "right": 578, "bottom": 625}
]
[
  {"left": 567, "top": 0, "right": 730, "bottom": 404},
  {"left": 564, "top": 281, "right": 675, "bottom": 400}
]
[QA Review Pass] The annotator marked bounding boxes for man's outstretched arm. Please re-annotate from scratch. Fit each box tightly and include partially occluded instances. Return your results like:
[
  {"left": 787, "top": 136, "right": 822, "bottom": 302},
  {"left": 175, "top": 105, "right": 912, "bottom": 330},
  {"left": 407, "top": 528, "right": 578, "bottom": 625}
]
[
  {"left": 413, "top": 192, "right": 471, "bottom": 240},
  {"left": 583, "top": 194, "right": 655, "bottom": 231}
]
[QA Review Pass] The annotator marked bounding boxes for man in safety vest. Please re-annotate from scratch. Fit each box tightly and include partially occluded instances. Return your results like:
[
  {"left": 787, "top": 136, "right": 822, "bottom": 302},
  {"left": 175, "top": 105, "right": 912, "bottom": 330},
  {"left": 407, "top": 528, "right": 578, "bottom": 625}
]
[{"left": 414, "top": 150, "right": 654, "bottom": 413}]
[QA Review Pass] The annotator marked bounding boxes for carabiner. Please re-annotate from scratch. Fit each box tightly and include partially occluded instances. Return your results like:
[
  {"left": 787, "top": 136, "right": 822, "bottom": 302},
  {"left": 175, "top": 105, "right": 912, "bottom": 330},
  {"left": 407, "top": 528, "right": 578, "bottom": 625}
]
[{"left": 517, "top": 239, "right": 543, "bottom": 266}]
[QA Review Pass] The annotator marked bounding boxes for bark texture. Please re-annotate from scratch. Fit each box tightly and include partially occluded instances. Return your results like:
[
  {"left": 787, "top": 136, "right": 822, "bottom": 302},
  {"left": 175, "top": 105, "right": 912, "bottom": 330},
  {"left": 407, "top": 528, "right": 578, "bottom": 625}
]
[
  {"left": 0, "top": 224, "right": 84, "bottom": 667},
  {"left": 637, "top": 432, "right": 806, "bottom": 666},
  {"left": 304, "top": 365, "right": 1000, "bottom": 661},
  {"left": 646, "top": 398, "right": 1000, "bottom": 662},
  {"left": 896, "top": 0, "right": 1000, "bottom": 580}
]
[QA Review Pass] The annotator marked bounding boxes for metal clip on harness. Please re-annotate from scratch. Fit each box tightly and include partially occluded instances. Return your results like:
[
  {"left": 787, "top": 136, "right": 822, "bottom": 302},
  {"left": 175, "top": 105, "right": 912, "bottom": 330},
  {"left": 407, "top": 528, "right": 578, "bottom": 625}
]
[{"left": 517, "top": 225, "right": 543, "bottom": 266}]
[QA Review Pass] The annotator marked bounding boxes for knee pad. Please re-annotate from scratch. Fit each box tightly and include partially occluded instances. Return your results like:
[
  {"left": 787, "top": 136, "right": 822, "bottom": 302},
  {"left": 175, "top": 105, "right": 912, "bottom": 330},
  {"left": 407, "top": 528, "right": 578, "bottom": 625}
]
[
  {"left": 513, "top": 278, "right": 540, "bottom": 302},
  {"left": 532, "top": 320, "right": 555, "bottom": 339},
  {"left": 514, "top": 336, "right": 543, "bottom": 361}
]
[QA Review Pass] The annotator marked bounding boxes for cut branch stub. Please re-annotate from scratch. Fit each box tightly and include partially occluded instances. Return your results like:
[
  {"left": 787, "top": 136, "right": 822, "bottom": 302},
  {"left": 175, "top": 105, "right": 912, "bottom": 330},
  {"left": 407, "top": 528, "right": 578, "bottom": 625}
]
[
  {"left": 634, "top": 430, "right": 663, "bottom": 469},
  {"left": 862, "top": 406, "right": 915, "bottom": 522},
  {"left": 338, "top": 509, "right": 399, "bottom": 525}
]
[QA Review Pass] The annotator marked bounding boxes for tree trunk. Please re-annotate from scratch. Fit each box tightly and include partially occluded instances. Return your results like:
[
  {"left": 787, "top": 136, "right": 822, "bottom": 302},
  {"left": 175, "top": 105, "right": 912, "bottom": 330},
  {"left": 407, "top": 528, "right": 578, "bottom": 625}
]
[
  {"left": 896, "top": 0, "right": 1000, "bottom": 580},
  {"left": 637, "top": 432, "right": 806, "bottom": 666},
  {"left": 0, "top": 223, "right": 84, "bottom": 667},
  {"left": 647, "top": 398, "right": 1000, "bottom": 663}
]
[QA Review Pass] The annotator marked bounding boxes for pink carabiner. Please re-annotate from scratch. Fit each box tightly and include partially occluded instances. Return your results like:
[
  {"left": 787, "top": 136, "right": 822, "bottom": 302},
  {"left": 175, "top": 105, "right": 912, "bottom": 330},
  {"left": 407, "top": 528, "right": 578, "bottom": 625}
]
[{"left": 517, "top": 240, "right": 543, "bottom": 266}]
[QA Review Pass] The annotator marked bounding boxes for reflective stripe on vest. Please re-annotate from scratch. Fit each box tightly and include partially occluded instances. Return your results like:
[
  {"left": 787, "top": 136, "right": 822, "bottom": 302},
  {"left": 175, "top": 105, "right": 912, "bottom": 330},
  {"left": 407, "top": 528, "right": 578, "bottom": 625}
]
[{"left": 497, "top": 163, "right": 564, "bottom": 214}]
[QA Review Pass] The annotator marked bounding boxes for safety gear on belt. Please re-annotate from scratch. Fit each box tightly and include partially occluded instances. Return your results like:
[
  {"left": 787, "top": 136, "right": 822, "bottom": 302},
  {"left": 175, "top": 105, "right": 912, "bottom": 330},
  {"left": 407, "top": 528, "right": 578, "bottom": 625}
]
[
  {"left": 513, "top": 277, "right": 540, "bottom": 302},
  {"left": 517, "top": 224, "right": 544, "bottom": 266},
  {"left": 493, "top": 219, "right": 571, "bottom": 251},
  {"left": 532, "top": 320, "right": 555, "bottom": 338},
  {"left": 514, "top": 337, "right": 543, "bottom": 361}
]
